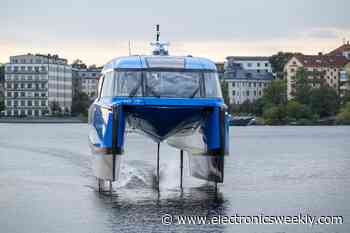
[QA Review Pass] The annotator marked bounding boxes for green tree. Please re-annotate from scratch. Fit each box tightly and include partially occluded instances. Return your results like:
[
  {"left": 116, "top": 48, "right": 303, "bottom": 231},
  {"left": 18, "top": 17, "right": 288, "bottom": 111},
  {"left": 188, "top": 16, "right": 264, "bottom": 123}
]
[
  {"left": 263, "top": 105, "right": 287, "bottom": 125},
  {"left": 291, "top": 68, "right": 312, "bottom": 105},
  {"left": 50, "top": 101, "right": 61, "bottom": 115},
  {"left": 269, "top": 52, "right": 294, "bottom": 79},
  {"left": 341, "top": 90, "right": 350, "bottom": 106},
  {"left": 309, "top": 86, "right": 339, "bottom": 118},
  {"left": 220, "top": 80, "right": 230, "bottom": 106},
  {"left": 71, "top": 91, "right": 91, "bottom": 116},
  {"left": 286, "top": 100, "right": 313, "bottom": 120},
  {"left": 336, "top": 102, "right": 350, "bottom": 124},
  {"left": 262, "top": 80, "right": 287, "bottom": 106}
]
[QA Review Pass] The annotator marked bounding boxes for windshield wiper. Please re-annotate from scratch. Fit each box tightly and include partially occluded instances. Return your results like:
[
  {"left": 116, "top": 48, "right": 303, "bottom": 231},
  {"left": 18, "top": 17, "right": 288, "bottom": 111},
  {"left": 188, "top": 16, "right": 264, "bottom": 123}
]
[{"left": 190, "top": 87, "right": 199, "bottom": 98}]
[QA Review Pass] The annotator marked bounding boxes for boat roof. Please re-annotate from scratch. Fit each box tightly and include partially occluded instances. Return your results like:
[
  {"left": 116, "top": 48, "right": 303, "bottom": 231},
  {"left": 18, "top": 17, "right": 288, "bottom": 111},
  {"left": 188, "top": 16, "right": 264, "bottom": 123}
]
[{"left": 102, "top": 55, "right": 217, "bottom": 72}]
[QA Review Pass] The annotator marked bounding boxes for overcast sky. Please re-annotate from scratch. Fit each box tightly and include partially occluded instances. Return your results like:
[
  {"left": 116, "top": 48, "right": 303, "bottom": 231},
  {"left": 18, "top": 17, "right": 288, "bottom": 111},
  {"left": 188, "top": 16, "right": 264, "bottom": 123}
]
[{"left": 1, "top": 0, "right": 349, "bottom": 65}]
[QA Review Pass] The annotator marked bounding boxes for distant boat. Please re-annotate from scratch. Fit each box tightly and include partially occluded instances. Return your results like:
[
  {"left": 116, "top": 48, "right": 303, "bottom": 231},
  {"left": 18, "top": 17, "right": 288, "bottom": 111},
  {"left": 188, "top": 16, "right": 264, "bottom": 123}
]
[{"left": 229, "top": 116, "right": 255, "bottom": 126}]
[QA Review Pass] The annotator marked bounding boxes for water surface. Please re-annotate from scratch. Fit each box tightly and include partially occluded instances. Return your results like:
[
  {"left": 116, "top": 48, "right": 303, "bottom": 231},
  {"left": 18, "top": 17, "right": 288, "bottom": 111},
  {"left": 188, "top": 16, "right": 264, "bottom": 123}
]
[{"left": 0, "top": 124, "right": 349, "bottom": 233}]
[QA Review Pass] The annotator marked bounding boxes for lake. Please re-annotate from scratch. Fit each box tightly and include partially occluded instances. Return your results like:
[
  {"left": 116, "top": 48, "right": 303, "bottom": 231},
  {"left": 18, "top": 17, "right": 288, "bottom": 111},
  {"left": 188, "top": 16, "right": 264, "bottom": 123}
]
[{"left": 0, "top": 124, "right": 349, "bottom": 233}]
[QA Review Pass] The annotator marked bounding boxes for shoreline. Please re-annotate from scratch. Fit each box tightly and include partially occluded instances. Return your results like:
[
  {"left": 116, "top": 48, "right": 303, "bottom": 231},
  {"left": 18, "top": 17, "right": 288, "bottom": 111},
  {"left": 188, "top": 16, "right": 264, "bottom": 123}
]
[{"left": 0, "top": 117, "right": 86, "bottom": 124}]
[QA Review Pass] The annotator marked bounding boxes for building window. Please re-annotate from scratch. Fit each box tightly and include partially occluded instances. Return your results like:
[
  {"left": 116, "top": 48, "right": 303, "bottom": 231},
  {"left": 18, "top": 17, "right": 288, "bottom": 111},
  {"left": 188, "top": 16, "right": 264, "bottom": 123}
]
[
  {"left": 21, "top": 100, "right": 25, "bottom": 106},
  {"left": 247, "top": 63, "right": 252, "bottom": 67},
  {"left": 21, "top": 92, "right": 25, "bottom": 97},
  {"left": 232, "top": 82, "right": 235, "bottom": 87},
  {"left": 28, "top": 101, "right": 32, "bottom": 106},
  {"left": 7, "top": 92, "right": 11, "bottom": 97},
  {"left": 6, "top": 100, "right": 11, "bottom": 106},
  {"left": 265, "top": 63, "right": 269, "bottom": 67},
  {"left": 41, "top": 101, "right": 46, "bottom": 106},
  {"left": 27, "top": 110, "right": 32, "bottom": 116},
  {"left": 257, "top": 63, "right": 260, "bottom": 67},
  {"left": 246, "top": 90, "right": 250, "bottom": 96}
]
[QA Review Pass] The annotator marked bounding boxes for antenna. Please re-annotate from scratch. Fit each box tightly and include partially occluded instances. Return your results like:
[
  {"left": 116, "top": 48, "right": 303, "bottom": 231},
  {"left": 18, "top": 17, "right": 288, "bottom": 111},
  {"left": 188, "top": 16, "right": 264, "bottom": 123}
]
[
  {"left": 128, "top": 40, "right": 132, "bottom": 56},
  {"left": 150, "top": 24, "right": 169, "bottom": 56},
  {"left": 156, "top": 24, "right": 160, "bottom": 42}
]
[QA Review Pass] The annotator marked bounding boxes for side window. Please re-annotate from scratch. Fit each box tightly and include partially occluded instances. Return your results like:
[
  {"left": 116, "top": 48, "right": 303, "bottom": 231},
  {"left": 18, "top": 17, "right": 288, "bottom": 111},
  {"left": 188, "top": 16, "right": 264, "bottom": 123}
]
[
  {"left": 204, "top": 72, "right": 223, "bottom": 98},
  {"left": 100, "top": 72, "right": 114, "bottom": 98},
  {"left": 97, "top": 75, "right": 104, "bottom": 99}
]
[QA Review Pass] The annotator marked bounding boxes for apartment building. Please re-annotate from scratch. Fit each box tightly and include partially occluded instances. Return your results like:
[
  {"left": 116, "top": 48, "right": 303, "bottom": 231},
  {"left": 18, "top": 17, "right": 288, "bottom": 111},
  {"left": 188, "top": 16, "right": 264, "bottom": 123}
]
[
  {"left": 284, "top": 53, "right": 348, "bottom": 99},
  {"left": 226, "top": 56, "right": 272, "bottom": 73},
  {"left": 4, "top": 54, "right": 72, "bottom": 117},
  {"left": 224, "top": 63, "right": 273, "bottom": 104},
  {"left": 73, "top": 65, "right": 101, "bottom": 99}
]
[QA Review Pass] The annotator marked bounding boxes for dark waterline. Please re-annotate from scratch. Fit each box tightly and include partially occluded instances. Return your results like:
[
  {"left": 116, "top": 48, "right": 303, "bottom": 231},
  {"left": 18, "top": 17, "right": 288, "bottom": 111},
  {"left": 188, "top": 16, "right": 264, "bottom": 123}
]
[{"left": 0, "top": 124, "right": 349, "bottom": 233}]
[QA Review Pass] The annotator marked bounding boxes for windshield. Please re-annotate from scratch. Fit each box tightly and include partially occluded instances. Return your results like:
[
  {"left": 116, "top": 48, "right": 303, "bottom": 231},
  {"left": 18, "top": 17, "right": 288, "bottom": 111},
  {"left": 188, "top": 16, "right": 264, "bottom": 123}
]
[
  {"left": 146, "top": 72, "right": 201, "bottom": 98},
  {"left": 109, "top": 70, "right": 222, "bottom": 98}
]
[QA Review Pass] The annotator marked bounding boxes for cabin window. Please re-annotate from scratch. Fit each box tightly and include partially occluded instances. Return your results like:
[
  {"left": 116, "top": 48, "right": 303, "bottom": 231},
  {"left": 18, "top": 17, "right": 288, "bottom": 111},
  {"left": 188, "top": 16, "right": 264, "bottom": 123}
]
[
  {"left": 100, "top": 72, "right": 114, "bottom": 97},
  {"left": 145, "top": 72, "right": 201, "bottom": 98},
  {"left": 204, "top": 73, "right": 222, "bottom": 98},
  {"left": 115, "top": 71, "right": 142, "bottom": 97}
]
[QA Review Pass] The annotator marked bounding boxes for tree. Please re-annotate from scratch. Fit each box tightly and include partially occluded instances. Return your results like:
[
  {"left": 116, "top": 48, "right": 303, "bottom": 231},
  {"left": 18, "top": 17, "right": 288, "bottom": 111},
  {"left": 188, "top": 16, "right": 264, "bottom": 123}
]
[
  {"left": 309, "top": 86, "right": 339, "bottom": 118},
  {"left": 50, "top": 101, "right": 61, "bottom": 114},
  {"left": 341, "top": 90, "right": 350, "bottom": 106},
  {"left": 291, "top": 68, "right": 312, "bottom": 105},
  {"left": 286, "top": 100, "right": 313, "bottom": 120},
  {"left": 269, "top": 52, "right": 294, "bottom": 79},
  {"left": 263, "top": 105, "right": 287, "bottom": 125},
  {"left": 71, "top": 91, "right": 91, "bottom": 116},
  {"left": 262, "top": 80, "right": 287, "bottom": 106},
  {"left": 220, "top": 80, "right": 230, "bottom": 106},
  {"left": 336, "top": 102, "right": 350, "bottom": 124}
]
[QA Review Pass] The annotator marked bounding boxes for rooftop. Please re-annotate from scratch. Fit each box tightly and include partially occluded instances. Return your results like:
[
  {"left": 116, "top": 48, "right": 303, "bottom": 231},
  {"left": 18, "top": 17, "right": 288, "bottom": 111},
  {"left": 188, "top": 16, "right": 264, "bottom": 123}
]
[
  {"left": 293, "top": 54, "right": 348, "bottom": 68},
  {"left": 102, "top": 55, "right": 217, "bottom": 72},
  {"left": 328, "top": 42, "right": 350, "bottom": 57},
  {"left": 224, "top": 64, "right": 273, "bottom": 81},
  {"left": 226, "top": 56, "right": 270, "bottom": 61}
]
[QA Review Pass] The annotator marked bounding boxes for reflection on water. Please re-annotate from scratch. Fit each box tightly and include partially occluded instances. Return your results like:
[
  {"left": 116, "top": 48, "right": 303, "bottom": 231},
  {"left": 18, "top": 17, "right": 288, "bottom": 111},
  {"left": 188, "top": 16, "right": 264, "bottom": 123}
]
[{"left": 0, "top": 124, "right": 350, "bottom": 233}]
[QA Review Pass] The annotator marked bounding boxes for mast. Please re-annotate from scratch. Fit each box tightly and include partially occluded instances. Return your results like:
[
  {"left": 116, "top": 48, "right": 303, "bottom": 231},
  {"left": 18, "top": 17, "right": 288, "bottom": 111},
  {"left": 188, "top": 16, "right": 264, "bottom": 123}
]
[{"left": 151, "top": 24, "right": 169, "bottom": 56}]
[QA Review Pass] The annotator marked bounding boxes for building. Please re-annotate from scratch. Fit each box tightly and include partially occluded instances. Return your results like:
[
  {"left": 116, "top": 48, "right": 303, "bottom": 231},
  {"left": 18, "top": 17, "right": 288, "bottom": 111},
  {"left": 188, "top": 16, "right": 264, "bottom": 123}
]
[
  {"left": 224, "top": 63, "right": 273, "bottom": 104},
  {"left": 215, "top": 62, "right": 225, "bottom": 80},
  {"left": 340, "top": 63, "right": 350, "bottom": 96},
  {"left": 72, "top": 62, "right": 101, "bottom": 99},
  {"left": 328, "top": 42, "right": 350, "bottom": 95},
  {"left": 4, "top": 54, "right": 72, "bottom": 117},
  {"left": 226, "top": 56, "right": 272, "bottom": 73},
  {"left": 284, "top": 53, "right": 348, "bottom": 99},
  {"left": 328, "top": 41, "right": 350, "bottom": 60}
]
